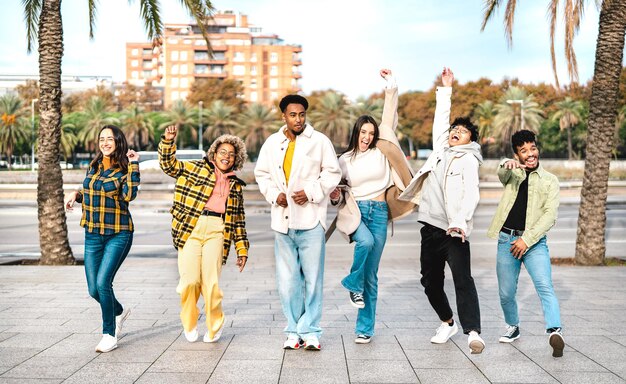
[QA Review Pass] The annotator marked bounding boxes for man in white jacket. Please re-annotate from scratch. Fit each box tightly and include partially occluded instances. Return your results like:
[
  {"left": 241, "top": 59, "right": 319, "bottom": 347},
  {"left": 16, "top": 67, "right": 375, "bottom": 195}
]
[
  {"left": 399, "top": 67, "right": 485, "bottom": 354},
  {"left": 254, "top": 94, "right": 341, "bottom": 351}
]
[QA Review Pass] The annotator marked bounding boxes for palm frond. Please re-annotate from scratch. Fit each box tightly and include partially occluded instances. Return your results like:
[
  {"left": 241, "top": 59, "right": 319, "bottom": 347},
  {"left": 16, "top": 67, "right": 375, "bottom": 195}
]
[
  {"left": 480, "top": 0, "right": 501, "bottom": 31},
  {"left": 135, "top": 0, "right": 163, "bottom": 41},
  {"left": 22, "top": 0, "right": 42, "bottom": 53},
  {"left": 547, "top": 0, "right": 561, "bottom": 88},
  {"left": 178, "top": 0, "right": 214, "bottom": 55},
  {"left": 88, "top": 0, "right": 98, "bottom": 39},
  {"left": 503, "top": 0, "right": 517, "bottom": 47},
  {"left": 564, "top": 0, "right": 580, "bottom": 84}
]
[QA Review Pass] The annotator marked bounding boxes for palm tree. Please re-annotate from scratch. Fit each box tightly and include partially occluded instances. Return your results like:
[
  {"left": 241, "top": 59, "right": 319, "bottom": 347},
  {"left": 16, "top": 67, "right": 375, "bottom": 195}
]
[
  {"left": 158, "top": 100, "right": 197, "bottom": 148},
  {"left": 22, "top": 0, "right": 214, "bottom": 265},
  {"left": 481, "top": 0, "right": 626, "bottom": 265},
  {"left": 121, "top": 103, "right": 153, "bottom": 151},
  {"left": 0, "top": 95, "right": 30, "bottom": 170},
  {"left": 59, "top": 122, "right": 78, "bottom": 167},
  {"left": 235, "top": 103, "right": 280, "bottom": 160},
  {"left": 552, "top": 97, "right": 585, "bottom": 160},
  {"left": 76, "top": 96, "right": 119, "bottom": 152},
  {"left": 473, "top": 100, "right": 497, "bottom": 156},
  {"left": 308, "top": 91, "right": 352, "bottom": 148},
  {"left": 492, "top": 87, "right": 544, "bottom": 156},
  {"left": 203, "top": 100, "right": 237, "bottom": 142},
  {"left": 350, "top": 97, "right": 384, "bottom": 123}
]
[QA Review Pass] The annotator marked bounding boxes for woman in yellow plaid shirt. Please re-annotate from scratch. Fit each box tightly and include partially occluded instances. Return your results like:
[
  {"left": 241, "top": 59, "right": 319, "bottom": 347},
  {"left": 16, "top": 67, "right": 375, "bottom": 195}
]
[
  {"left": 65, "top": 125, "right": 140, "bottom": 353},
  {"left": 159, "top": 125, "right": 249, "bottom": 344}
]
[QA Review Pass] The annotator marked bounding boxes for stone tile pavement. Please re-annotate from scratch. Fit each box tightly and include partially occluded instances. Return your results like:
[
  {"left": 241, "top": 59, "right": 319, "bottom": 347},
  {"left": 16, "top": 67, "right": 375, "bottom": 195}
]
[{"left": 0, "top": 245, "right": 625, "bottom": 383}]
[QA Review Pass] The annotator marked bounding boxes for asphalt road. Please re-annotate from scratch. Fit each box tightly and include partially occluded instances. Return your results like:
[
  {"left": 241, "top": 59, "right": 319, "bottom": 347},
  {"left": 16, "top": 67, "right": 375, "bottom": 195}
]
[{"left": 1, "top": 200, "right": 625, "bottom": 260}]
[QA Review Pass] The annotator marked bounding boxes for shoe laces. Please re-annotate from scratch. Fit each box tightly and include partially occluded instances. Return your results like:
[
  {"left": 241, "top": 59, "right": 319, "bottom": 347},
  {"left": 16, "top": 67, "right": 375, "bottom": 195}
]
[
  {"left": 504, "top": 325, "right": 518, "bottom": 337},
  {"left": 353, "top": 292, "right": 364, "bottom": 301},
  {"left": 436, "top": 322, "right": 450, "bottom": 335}
]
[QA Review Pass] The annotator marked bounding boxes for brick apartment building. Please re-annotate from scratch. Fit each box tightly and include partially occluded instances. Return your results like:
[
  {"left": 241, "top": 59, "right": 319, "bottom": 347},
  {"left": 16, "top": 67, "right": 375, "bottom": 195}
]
[{"left": 125, "top": 11, "right": 302, "bottom": 108}]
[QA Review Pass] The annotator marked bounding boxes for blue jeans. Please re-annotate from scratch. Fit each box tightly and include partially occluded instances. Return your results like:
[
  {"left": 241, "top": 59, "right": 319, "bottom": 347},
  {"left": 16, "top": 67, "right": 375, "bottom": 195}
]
[
  {"left": 84, "top": 229, "right": 133, "bottom": 336},
  {"left": 341, "top": 200, "right": 388, "bottom": 336},
  {"left": 274, "top": 223, "right": 325, "bottom": 339},
  {"left": 496, "top": 233, "right": 561, "bottom": 330}
]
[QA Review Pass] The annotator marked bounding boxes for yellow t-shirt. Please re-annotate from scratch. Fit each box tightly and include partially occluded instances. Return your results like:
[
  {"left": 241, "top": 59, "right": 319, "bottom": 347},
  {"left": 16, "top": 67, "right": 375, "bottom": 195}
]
[{"left": 283, "top": 140, "right": 296, "bottom": 186}]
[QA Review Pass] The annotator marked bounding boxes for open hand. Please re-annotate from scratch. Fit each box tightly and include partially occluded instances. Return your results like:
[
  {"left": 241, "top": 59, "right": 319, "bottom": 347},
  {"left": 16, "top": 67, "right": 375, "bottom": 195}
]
[
  {"left": 503, "top": 160, "right": 526, "bottom": 170},
  {"left": 164, "top": 125, "right": 178, "bottom": 140}
]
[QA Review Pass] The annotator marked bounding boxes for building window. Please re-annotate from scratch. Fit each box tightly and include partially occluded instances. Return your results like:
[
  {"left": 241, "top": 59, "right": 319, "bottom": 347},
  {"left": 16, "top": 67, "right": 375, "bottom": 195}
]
[
  {"left": 142, "top": 48, "right": 152, "bottom": 56},
  {"left": 210, "top": 65, "right": 223, "bottom": 74},
  {"left": 171, "top": 64, "right": 179, "bottom": 75},
  {"left": 131, "top": 71, "right": 139, "bottom": 79},
  {"left": 271, "top": 92, "right": 278, "bottom": 100},
  {"left": 142, "top": 60, "right": 151, "bottom": 69},
  {"left": 142, "top": 70, "right": 152, "bottom": 79},
  {"left": 131, "top": 60, "right": 139, "bottom": 67},
  {"left": 194, "top": 51, "right": 209, "bottom": 61},
  {"left": 213, "top": 52, "right": 226, "bottom": 60},
  {"left": 172, "top": 91, "right": 180, "bottom": 100},
  {"left": 233, "top": 51, "right": 245, "bottom": 62},
  {"left": 180, "top": 91, "right": 188, "bottom": 99},
  {"left": 250, "top": 65, "right": 257, "bottom": 75},
  {"left": 250, "top": 91, "right": 257, "bottom": 102},
  {"left": 195, "top": 64, "right": 209, "bottom": 74},
  {"left": 131, "top": 48, "right": 139, "bottom": 56},
  {"left": 180, "top": 51, "right": 188, "bottom": 61},
  {"left": 270, "top": 52, "right": 278, "bottom": 62},
  {"left": 250, "top": 79, "right": 257, "bottom": 89},
  {"left": 183, "top": 39, "right": 192, "bottom": 45},
  {"left": 270, "top": 78, "right": 278, "bottom": 89},
  {"left": 180, "top": 64, "right": 188, "bottom": 75},
  {"left": 171, "top": 77, "right": 179, "bottom": 87},
  {"left": 270, "top": 66, "right": 278, "bottom": 76},
  {"left": 194, "top": 39, "right": 206, "bottom": 46},
  {"left": 167, "top": 38, "right": 178, "bottom": 44},
  {"left": 180, "top": 78, "right": 189, "bottom": 88},
  {"left": 171, "top": 51, "right": 179, "bottom": 61},
  {"left": 250, "top": 53, "right": 257, "bottom": 62},
  {"left": 233, "top": 65, "right": 245, "bottom": 76}
]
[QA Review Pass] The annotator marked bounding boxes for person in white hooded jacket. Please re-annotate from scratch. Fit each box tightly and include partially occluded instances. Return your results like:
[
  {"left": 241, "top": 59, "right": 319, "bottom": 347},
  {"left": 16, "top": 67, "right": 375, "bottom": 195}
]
[{"left": 399, "top": 67, "right": 485, "bottom": 354}]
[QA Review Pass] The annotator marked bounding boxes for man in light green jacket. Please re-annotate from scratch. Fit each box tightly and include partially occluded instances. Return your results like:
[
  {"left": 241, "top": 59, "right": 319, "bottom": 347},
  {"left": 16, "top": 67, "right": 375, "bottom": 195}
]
[{"left": 487, "top": 129, "right": 564, "bottom": 358}]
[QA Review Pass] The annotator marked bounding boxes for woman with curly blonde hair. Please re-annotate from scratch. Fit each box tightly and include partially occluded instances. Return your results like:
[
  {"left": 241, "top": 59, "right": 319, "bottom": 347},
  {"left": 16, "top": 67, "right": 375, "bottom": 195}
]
[{"left": 159, "top": 126, "right": 249, "bottom": 343}]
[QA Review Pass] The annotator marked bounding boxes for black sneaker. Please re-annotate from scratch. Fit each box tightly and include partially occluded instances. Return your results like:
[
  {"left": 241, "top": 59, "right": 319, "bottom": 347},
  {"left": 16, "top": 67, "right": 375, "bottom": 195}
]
[
  {"left": 349, "top": 292, "right": 365, "bottom": 309},
  {"left": 548, "top": 328, "right": 564, "bottom": 357},
  {"left": 498, "top": 325, "right": 520, "bottom": 343},
  {"left": 355, "top": 334, "right": 371, "bottom": 344}
]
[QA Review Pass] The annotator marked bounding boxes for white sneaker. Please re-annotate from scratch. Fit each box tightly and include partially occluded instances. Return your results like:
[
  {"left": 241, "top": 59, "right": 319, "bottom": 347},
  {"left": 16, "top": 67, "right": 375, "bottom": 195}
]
[
  {"left": 115, "top": 307, "right": 131, "bottom": 337},
  {"left": 303, "top": 335, "right": 321, "bottom": 351},
  {"left": 283, "top": 334, "right": 303, "bottom": 350},
  {"left": 95, "top": 334, "right": 117, "bottom": 353},
  {"left": 184, "top": 327, "right": 199, "bottom": 342},
  {"left": 203, "top": 323, "right": 224, "bottom": 343},
  {"left": 430, "top": 321, "right": 458, "bottom": 344},
  {"left": 468, "top": 331, "right": 485, "bottom": 354}
]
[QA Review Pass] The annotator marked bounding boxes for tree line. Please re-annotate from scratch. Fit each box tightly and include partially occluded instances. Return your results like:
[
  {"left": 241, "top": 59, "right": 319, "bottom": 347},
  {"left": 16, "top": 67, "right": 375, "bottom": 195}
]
[{"left": 2, "top": 70, "right": 625, "bottom": 168}]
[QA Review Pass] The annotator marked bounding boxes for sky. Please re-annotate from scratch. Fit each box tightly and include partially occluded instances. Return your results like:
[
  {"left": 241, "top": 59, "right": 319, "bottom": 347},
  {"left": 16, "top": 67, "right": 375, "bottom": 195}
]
[{"left": 1, "top": 0, "right": 621, "bottom": 100}]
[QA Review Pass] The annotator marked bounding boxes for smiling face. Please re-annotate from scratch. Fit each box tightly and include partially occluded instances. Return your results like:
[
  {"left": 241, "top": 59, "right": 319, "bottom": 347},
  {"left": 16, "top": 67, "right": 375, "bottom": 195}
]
[
  {"left": 514, "top": 141, "right": 539, "bottom": 170},
  {"left": 282, "top": 103, "right": 306, "bottom": 139},
  {"left": 357, "top": 123, "right": 376, "bottom": 152},
  {"left": 99, "top": 128, "right": 116, "bottom": 157},
  {"left": 213, "top": 143, "right": 236, "bottom": 172},
  {"left": 448, "top": 125, "right": 472, "bottom": 147}
]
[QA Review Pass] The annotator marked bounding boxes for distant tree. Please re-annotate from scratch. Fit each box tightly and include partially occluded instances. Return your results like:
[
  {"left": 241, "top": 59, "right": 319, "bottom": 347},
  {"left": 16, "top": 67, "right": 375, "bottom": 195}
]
[
  {"left": 62, "top": 93, "right": 82, "bottom": 114},
  {"left": 59, "top": 121, "right": 78, "bottom": 166},
  {"left": 121, "top": 104, "right": 153, "bottom": 150},
  {"left": 398, "top": 89, "right": 435, "bottom": 148},
  {"left": 236, "top": 103, "right": 280, "bottom": 160},
  {"left": 493, "top": 87, "right": 544, "bottom": 156},
  {"left": 187, "top": 78, "right": 245, "bottom": 111},
  {"left": 0, "top": 95, "right": 30, "bottom": 169},
  {"left": 473, "top": 100, "right": 497, "bottom": 156},
  {"left": 114, "top": 83, "right": 164, "bottom": 112},
  {"left": 203, "top": 100, "right": 237, "bottom": 142},
  {"left": 308, "top": 91, "right": 352, "bottom": 149},
  {"left": 552, "top": 97, "right": 585, "bottom": 160},
  {"left": 76, "top": 97, "right": 119, "bottom": 152},
  {"left": 16, "top": 79, "right": 40, "bottom": 105},
  {"left": 350, "top": 97, "right": 384, "bottom": 123},
  {"left": 158, "top": 100, "right": 197, "bottom": 148}
]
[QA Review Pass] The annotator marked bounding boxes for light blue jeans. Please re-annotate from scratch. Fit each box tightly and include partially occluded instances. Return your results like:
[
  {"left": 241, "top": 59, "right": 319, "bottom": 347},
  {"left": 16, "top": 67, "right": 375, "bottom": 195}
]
[
  {"left": 274, "top": 223, "right": 325, "bottom": 339},
  {"left": 496, "top": 233, "right": 561, "bottom": 330},
  {"left": 341, "top": 200, "right": 388, "bottom": 336}
]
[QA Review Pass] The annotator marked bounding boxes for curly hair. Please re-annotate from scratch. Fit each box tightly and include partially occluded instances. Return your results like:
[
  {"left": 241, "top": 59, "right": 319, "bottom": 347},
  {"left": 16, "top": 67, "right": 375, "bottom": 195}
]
[{"left": 206, "top": 134, "right": 248, "bottom": 171}]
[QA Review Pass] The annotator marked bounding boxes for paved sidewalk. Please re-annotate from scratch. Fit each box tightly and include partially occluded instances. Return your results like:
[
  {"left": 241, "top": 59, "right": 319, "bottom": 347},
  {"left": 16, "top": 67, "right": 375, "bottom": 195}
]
[{"left": 1, "top": 246, "right": 625, "bottom": 383}]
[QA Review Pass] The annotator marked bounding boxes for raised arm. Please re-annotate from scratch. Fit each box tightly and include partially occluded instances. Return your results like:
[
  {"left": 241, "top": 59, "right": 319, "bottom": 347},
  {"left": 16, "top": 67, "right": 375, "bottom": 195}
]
[
  {"left": 432, "top": 67, "right": 454, "bottom": 149},
  {"left": 158, "top": 125, "right": 185, "bottom": 178}
]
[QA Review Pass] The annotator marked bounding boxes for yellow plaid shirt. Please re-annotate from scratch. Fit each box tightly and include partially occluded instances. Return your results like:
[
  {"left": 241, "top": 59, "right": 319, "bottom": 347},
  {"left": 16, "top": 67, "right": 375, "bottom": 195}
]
[{"left": 158, "top": 137, "right": 249, "bottom": 263}]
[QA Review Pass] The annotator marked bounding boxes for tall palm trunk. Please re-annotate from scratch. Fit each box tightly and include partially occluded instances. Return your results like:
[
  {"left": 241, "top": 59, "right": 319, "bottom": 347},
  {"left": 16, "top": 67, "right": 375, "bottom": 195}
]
[
  {"left": 575, "top": 0, "right": 626, "bottom": 265},
  {"left": 37, "top": 0, "right": 75, "bottom": 265},
  {"left": 567, "top": 126, "right": 574, "bottom": 160}
]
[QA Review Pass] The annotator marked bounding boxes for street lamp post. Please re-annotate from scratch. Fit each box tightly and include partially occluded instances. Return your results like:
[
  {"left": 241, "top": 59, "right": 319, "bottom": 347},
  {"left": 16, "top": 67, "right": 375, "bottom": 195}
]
[
  {"left": 198, "top": 101, "right": 203, "bottom": 151},
  {"left": 31, "top": 98, "right": 38, "bottom": 172},
  {"left": 506, "top": 99, "right": 524, "bottom": 131}
]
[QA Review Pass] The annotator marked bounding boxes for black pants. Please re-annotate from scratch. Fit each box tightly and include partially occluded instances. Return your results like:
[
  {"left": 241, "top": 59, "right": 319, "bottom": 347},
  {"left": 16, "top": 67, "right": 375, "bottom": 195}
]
[{"left": 420, "top": 223, "right": 481, "bottom": 334}]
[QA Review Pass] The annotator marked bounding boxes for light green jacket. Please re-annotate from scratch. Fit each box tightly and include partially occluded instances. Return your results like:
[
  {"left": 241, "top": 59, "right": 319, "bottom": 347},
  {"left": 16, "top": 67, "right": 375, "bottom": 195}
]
[{"left": 487, "top": 160, "right": 559, "bottom": 247}]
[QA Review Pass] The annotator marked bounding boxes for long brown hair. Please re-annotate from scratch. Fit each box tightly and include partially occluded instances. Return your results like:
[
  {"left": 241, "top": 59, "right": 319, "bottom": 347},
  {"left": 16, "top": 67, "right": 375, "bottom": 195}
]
[
  {"left": 89, "top": 125, "right": 129, "bottom": 172},
  {"left": 341, "top": 115, "right": 379, "bottom": 160}
]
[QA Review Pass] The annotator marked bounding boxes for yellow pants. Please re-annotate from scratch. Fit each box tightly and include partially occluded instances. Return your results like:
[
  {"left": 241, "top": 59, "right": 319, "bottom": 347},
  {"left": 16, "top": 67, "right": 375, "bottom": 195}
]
[{"left": 176, "top": 215, "right": 225, "bottom": 339}]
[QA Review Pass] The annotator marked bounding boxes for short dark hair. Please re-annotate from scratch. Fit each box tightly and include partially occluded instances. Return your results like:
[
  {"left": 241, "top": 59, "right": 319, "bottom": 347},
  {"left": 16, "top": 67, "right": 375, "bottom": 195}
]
[
  {"left": 450, "top": 117, "right": 478, "bottom": 142},
  {"left": 511, "top": 129, "right": 537, "bottom": 153},
  {"left": 279, "top": 94, "right": 309, "bottom": 112}
]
